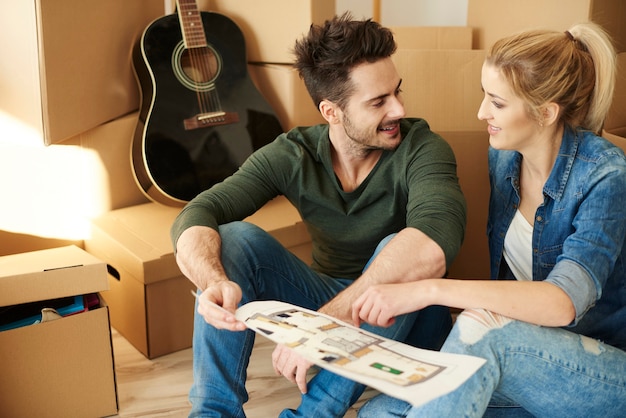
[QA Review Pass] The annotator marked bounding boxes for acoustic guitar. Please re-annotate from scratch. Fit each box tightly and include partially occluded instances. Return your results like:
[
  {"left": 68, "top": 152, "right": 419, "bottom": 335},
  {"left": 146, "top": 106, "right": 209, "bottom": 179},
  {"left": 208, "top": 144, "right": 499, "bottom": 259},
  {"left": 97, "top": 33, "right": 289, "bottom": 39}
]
[{"left": 132, "top": 0, "right": 283, "bottom": 206}]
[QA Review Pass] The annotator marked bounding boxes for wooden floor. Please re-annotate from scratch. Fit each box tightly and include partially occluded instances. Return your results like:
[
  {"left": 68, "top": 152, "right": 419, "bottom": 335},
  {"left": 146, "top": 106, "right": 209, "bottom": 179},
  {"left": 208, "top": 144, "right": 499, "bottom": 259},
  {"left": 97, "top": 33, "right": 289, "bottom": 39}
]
[{"left": 110, "top": 327, "right": 378, "bottom": 417}]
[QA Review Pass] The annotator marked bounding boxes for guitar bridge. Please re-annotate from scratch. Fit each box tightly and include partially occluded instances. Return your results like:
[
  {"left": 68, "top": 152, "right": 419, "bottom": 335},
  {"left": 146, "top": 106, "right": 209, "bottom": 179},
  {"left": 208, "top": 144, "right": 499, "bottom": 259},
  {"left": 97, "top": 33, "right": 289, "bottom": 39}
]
[{"left": 184, "top": 111, "right": 240, "bottom": 130}]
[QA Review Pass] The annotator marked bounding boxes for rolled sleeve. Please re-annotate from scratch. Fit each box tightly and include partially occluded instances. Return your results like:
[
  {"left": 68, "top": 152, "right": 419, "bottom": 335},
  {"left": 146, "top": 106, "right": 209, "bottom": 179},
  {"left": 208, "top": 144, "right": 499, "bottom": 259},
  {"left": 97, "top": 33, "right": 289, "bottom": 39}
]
[{"left": 545, "top": 259, "right": 600, "bottom": 326}]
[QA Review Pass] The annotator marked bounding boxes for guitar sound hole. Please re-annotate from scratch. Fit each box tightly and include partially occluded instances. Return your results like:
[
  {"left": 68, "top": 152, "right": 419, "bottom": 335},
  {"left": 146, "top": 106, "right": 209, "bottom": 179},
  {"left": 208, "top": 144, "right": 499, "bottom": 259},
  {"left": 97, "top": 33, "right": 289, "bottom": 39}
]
[
  {"left": 181, "top": 47, "right": 218, "bottom": 83},
  {"left": 172, "top": 41, "right": 222, "bottom": 91}
]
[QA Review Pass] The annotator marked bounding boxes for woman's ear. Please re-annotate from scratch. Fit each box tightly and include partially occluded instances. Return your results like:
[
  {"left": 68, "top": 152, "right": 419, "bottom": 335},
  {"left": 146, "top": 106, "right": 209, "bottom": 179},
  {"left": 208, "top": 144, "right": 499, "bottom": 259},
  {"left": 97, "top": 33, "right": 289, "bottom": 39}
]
[
  {"left": 541, "top": 102, "right": 561, "bottom": 127},
  {"left": 319, "top": 99, "right": 340, "bottom": 124}
]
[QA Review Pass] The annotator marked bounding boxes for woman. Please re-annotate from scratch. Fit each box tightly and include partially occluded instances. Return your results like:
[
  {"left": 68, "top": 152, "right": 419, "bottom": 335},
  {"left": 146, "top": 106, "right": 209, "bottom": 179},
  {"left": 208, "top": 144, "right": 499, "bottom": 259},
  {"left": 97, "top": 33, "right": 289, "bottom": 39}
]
[{"left": 354, "top": 22, "right": 626, "bottom": 417}]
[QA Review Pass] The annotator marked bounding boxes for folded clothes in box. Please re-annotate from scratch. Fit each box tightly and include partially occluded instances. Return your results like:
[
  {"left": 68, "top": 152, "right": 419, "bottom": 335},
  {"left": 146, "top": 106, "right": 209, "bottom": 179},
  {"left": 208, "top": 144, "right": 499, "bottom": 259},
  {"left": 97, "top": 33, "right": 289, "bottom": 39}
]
[{"left": 0, "top": 293, "right": 101, "bottom": 331}]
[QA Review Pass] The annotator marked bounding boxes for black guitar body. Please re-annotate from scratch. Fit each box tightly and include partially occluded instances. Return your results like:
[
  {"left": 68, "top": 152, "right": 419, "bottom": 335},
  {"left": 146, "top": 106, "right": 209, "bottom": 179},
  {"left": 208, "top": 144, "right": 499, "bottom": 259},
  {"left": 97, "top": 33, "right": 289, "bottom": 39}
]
[{"left": 132, "top": 11, "right": 283, "bottom": 206}]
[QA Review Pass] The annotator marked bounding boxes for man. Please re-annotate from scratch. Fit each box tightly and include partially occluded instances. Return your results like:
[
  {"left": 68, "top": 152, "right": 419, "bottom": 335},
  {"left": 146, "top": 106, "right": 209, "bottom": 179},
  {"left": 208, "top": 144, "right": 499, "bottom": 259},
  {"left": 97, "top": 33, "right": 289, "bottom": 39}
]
[{"left": 171, "top": 12, "right": 466, "bottom": 417}]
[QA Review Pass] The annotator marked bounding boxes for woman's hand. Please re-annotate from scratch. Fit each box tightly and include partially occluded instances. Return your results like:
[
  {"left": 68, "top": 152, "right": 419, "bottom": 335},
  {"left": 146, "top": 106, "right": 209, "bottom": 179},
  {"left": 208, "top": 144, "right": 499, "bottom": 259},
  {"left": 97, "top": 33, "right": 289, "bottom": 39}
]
[{"left": 352, "top": 282, "right": 428, "bottom": 328}]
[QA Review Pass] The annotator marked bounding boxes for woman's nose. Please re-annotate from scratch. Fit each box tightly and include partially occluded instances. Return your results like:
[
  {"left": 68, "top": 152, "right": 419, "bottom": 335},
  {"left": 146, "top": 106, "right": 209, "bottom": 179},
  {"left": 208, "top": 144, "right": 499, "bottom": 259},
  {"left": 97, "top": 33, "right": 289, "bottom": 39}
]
[{"left": 477, "top": 97, "right": 490, "bottom": 121}]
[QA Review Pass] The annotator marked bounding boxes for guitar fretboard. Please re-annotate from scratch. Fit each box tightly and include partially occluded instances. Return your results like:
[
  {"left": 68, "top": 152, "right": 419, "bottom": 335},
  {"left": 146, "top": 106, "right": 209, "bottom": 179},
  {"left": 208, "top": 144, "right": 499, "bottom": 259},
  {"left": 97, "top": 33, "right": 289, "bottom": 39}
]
[{"left": 177, "top": 0, "right": 207, "bottom": 48}]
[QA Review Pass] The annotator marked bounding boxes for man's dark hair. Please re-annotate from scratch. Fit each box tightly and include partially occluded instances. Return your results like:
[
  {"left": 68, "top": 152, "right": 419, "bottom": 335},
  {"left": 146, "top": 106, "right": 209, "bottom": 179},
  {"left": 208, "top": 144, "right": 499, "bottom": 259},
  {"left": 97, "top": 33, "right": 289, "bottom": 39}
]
[{"left": 292, "top": 12, "right": 397, "bottom": 110}]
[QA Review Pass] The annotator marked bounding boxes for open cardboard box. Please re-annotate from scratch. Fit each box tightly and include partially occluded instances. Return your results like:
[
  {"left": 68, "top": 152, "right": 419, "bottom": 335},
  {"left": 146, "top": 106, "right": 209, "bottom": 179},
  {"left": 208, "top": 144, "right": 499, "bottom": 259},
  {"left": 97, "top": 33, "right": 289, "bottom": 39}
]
[
  {"left": 85, "top": 196, "right": 311, "bottom": 358},
  {"left": 0, "top": 245, "right": 117, "bottom": 418}
]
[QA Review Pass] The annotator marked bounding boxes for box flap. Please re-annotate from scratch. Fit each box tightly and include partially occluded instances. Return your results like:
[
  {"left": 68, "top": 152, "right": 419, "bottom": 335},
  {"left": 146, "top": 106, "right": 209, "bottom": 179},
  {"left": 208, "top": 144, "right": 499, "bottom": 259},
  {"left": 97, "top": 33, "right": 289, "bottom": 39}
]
[
  {"left": 88, "top": 202, "right": 182, "bottom": 284},
  {"left": 0, "top": 245, "right": 108, "bottom": 307},
  {"left": 86, "top": 196, "right": 306, "bottom": 284}
]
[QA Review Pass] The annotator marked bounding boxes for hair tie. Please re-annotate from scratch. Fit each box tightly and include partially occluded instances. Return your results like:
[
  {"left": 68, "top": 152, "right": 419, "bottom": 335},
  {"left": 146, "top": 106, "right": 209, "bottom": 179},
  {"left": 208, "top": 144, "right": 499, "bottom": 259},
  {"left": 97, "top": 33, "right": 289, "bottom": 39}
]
[{"left": 565, "top": 30, "right": 589, "bottom": 52}]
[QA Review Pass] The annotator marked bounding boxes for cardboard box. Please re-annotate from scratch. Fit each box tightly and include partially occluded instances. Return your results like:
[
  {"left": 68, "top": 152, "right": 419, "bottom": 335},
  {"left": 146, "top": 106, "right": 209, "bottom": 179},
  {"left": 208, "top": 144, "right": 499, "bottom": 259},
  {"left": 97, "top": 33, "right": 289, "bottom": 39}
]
[
  {"left": 85, "top": 202, "right": 192, "bottom": 359},
  {"left": 468, "top": 0, "right": 626, "bottom": 52},
  {"left": 0, "top": 0, "right": 163, "bottom": 145},
  {"left": 438, "top": 131, "right": 491, "bottom": 279},
  {"left": 392, "top": 49, "right": 487, "bottom": 132},
  {"left": 249, "top": 63, "right": 325, "bottom": 130},
  {"left": 390, "top": 26, "right": 473, "bottom": 50},
  {"left": 0, "top": 246, "right": 117, "bottom": 418},
  {"left": 603, "top": 52, "right": 626, "bottom": 151},
  {"left": 79, "top": 111, "right": 149, "bottom": 212},
  {"left": 85, "top": 196, "right": 311, "bottom": 358},
  {"left": 198, "top": 0, "right": 336, "bottom": 63},
  {"left": 247, "top": 26, "right": 477, "bottom": 131},
  {"left": 603, "top": 127, "right": 626, "bottom": 151}
]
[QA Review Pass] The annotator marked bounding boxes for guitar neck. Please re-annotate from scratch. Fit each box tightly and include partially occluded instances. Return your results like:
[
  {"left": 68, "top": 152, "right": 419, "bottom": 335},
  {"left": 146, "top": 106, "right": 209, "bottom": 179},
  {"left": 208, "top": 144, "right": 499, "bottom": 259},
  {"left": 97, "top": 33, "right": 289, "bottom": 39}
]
[{"left": 176, "top": 0, "right": 207, "bottom": 48}]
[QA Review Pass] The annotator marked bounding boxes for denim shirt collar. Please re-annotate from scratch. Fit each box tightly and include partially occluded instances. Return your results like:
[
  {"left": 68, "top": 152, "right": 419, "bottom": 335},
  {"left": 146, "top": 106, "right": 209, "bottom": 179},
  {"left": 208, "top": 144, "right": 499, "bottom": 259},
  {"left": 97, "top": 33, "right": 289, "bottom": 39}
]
[
  {"left": 544, "top": 127, "right": 580, "bottom": 202},
  {"left": 505, "top": 127, "right": 581, "bottom": 201}
]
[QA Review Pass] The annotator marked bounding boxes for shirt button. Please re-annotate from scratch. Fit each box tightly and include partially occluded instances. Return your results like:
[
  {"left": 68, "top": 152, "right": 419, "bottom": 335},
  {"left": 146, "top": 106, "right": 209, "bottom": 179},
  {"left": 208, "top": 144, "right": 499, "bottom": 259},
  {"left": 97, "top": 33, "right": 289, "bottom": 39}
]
[{"left": 536, "top": 216, "right": 543, "bottom": 222}]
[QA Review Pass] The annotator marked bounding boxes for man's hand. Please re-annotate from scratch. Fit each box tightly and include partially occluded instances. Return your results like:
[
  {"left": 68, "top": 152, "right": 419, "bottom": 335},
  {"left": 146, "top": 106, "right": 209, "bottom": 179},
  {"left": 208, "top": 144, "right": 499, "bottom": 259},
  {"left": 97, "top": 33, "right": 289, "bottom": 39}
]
[
  {"left": 195, "top": 281, "right": 247, "bottom": 331},
  {"left": 272, "top": 344, "right": 313, "bottom": 394}
]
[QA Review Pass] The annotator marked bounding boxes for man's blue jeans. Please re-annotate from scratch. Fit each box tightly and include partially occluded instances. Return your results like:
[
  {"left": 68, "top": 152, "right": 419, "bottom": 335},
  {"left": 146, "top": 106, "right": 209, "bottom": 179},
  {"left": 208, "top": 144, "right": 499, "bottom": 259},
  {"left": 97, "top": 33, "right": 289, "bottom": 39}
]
[
  {"left": 188, "top": 222, "right": 451, "bottom": 417},
  {"left": 358, "top": 309, "right": 626, "bottom": 418}
]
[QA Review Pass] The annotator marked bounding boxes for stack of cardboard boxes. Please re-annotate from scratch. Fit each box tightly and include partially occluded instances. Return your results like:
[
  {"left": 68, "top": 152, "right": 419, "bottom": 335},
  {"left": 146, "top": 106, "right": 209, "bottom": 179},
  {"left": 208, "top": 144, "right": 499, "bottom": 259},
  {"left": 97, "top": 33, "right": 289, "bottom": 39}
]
[
  {"left": 1, "top": 1, "right": 164, "bottom": 416},
  {"left": 203, "top": 0, "right": 492, "bottom": 280},
  {"left": 83, "top": 1, "right": 337, "bottom": 360},
  {"left": 85, "top": 195, "right": 312, "bottom": 359},
  {"left": 3, "top": 5, "right": 626, "bottom": 415},
  {"left": 78, "top": 0, "right": 626, "bottom": 359}
]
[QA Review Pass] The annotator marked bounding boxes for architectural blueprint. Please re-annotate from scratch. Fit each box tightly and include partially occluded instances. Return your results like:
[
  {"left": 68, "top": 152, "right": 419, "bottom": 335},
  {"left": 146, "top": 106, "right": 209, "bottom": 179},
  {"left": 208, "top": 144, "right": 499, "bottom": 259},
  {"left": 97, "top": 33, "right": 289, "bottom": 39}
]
[{"left": 235, "top": 300, "right": 486, "bottom": 407}]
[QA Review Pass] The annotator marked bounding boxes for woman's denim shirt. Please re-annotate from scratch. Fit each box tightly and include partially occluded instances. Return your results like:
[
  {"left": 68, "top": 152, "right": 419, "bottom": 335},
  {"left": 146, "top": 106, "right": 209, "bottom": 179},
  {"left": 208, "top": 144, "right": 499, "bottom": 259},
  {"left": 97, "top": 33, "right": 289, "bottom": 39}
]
[{"left": 487, "top": 127, "right": 626, "bottom": 350}]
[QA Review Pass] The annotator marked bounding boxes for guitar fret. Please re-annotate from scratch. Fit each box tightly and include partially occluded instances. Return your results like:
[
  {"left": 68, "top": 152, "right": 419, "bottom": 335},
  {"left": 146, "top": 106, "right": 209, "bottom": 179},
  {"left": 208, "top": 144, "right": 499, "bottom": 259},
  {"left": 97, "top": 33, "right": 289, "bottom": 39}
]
[{"left": 177, "top": 0, "right": 207, "bottom": 48}]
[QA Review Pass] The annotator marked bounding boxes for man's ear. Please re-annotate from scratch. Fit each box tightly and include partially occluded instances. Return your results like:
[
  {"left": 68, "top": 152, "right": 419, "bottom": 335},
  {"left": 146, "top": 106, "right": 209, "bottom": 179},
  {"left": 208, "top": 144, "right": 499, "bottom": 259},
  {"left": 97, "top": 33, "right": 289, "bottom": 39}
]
[{"left": 319, "top": 99, "right": 340, "bottom": 124}]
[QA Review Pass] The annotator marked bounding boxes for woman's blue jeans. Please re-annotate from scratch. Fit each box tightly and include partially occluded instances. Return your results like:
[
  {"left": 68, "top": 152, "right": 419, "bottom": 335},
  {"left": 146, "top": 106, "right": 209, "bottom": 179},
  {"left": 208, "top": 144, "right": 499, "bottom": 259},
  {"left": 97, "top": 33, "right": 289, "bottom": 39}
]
[
  {"left": 358, "top": 309, "right": 626, "bottom": 418},
  {"left": 188, "top": 222, "right": 451, "bottom": 417}
]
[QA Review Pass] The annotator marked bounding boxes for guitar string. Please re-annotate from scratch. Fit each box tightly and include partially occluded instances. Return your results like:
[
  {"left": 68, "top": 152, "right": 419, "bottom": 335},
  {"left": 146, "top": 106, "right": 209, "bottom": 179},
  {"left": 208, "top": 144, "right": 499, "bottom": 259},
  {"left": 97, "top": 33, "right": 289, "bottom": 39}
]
[
  {"left": 190, "top": 6, "right": 210, "bottom": 115},
  {"left": 182, "top": 2, "right": 219, "bottom": 118},
  {"left": 178, "top": 2, "right": 202, "bottom": 114}
]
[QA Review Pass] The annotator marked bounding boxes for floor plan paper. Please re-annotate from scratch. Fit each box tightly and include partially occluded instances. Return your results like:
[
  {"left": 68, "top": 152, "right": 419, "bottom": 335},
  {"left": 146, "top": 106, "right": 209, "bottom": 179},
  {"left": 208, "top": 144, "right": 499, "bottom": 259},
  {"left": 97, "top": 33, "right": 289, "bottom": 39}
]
[{"left": 235, "top": 300, "right": 486, "bottom": 407}]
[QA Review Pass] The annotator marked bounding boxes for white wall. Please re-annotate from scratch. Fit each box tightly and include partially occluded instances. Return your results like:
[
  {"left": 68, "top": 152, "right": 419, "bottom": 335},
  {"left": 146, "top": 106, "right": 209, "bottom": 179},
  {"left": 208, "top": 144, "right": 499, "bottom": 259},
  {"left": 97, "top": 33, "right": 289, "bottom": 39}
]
[{"left": 336, "top": 0, "right": 468, "bottom": 26}]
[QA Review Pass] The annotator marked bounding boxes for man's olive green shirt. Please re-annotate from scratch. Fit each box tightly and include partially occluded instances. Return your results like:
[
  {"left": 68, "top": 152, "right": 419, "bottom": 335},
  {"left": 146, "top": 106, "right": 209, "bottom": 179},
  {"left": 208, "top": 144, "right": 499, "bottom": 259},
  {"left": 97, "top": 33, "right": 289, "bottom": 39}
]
[{"left": 171, "top": 118, "right": 466, "bottom": 279}]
